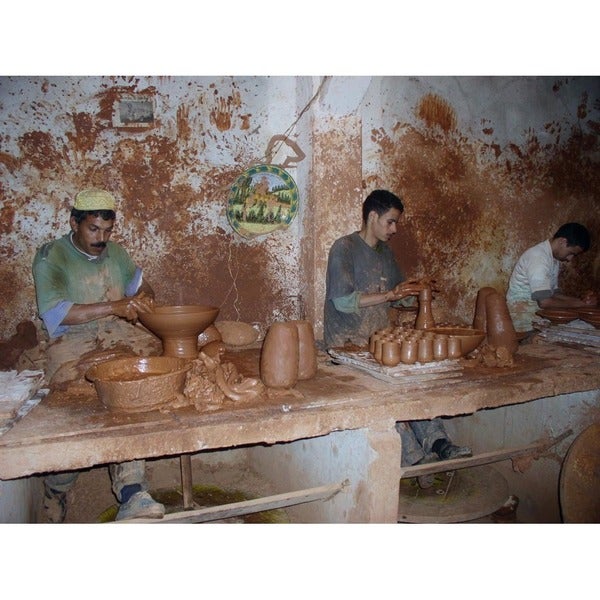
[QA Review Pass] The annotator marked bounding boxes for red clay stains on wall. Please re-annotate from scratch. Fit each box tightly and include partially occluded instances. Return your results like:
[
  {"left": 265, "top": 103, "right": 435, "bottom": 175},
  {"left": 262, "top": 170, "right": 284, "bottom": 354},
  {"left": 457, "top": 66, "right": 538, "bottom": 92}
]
[
  {"left": 0, "top": 151, "right": 19, "bottom": 172},
  {"left": 18, "top": 131, "right": 66, "bottom": 171},
  {"left": 66, "top": 112, "right": 104, "bottom": 153},
  {"left": 209, "top": 89, "right": 243, "bottom": 132},
  {"left": 372, "top": 91, "right": 600, "bottom": 324},
  {"left": 416, "top": 93, "right": 457, "bottom": 133},
  {"left": 176, "top": 104, "right": 192, "bottom": 141}
]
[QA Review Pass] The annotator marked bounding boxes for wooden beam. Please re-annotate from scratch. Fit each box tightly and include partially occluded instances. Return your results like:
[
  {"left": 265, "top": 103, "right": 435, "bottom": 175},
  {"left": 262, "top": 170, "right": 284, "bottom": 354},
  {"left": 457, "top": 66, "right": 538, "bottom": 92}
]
[
  {"left": 399, "top": 428, "right": 573, "bottom": 478},
  {"left": 115, "top": 480, "right": 348, "bottom": 524}
]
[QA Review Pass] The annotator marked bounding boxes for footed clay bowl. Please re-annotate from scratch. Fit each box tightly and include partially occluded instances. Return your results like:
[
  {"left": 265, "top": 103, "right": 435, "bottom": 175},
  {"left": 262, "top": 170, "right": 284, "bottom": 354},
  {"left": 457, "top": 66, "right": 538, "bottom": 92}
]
[
  {"left": 86, "top": 356, "right": 191, "bottom": 413},
  {"left": 431, "top": 327, "right": 485, "bottom": 356},
  {"left": 536, "top": 309, "right": 578, "bottom": 324},
  {"left": 137, "top": 304, "right": 220, "bottom": 358}
]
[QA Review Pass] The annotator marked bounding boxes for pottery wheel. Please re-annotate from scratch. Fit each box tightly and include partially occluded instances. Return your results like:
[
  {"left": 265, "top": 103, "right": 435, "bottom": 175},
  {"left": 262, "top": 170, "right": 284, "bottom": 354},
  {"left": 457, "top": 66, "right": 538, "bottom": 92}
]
[
  {"left": 398, "top": 465, "right": 508, "bottom": 523},
  {"left": 559, "top": 423, "right": 600, "bottom": 523}
]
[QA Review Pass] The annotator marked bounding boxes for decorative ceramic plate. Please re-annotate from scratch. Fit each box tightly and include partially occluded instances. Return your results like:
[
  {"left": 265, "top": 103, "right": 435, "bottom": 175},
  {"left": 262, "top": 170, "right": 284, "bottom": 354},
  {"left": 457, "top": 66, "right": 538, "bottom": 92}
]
[{"left": 227, "top": 164, "right": 299, "bottom": 239}]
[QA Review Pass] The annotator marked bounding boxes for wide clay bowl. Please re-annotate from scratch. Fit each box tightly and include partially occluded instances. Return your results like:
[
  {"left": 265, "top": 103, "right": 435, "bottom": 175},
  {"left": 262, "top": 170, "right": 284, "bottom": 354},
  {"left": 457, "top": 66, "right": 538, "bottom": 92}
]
[
  {"left": 138, "top": 304, "right": 219, "bottom": 337},
  {"left": 86, "top": 356, "right": 191, "bottom": 413},
  {"left": 577, "top": 307, "right": 600, "bottom": 319},
  {"left": 536, "top": 309, "right": 578, "bottom": 324},
  {"left": 137, "top": 304, "right": 220, "bottom": 358},
  {"left": 431, "top": 327, "right": 486, "bottom": 356}
]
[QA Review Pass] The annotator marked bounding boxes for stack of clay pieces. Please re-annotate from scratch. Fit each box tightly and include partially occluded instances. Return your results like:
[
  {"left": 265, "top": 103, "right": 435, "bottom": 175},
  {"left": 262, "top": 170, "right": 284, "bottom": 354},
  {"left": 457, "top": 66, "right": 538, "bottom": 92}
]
[{"left": 259, "top": 320, "right": 318, "bottom": 388}]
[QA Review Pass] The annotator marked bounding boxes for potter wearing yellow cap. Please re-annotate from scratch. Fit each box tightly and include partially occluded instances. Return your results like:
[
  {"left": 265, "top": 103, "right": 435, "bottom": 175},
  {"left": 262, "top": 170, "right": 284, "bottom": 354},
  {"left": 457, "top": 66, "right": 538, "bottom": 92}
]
[
  {"left": 73, "top": 187, "right": 117, "bottom": 211},
  {"left": 32, "top": 188, "right": 165, "bottom": 522}
]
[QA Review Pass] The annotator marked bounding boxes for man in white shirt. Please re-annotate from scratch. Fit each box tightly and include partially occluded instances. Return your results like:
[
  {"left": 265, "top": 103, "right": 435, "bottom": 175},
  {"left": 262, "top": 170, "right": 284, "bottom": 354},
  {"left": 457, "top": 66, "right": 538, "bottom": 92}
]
[{"left": 506, "top": 222, "right": 597, "bottom": 332}]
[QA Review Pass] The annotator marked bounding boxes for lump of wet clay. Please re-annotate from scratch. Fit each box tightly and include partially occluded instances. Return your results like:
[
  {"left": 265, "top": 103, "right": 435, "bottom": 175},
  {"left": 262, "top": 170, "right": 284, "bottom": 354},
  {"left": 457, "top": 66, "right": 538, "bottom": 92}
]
[
  {"left": 214, "top": 321, "right": 259, "bottom": 346},
  {"left": 197, "top": 324, "right": 222, "bottom": 349}
]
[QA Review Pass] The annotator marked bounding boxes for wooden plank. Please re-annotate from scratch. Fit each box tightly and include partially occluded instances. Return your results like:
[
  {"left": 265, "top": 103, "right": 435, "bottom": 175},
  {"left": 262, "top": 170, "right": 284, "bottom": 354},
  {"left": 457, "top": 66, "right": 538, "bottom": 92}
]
[
  {"left": 114, "top": 480, "right": 348, "bottom": 524},
  {"left": 399, "top": 428, "right": 573, "bottom": 478}
]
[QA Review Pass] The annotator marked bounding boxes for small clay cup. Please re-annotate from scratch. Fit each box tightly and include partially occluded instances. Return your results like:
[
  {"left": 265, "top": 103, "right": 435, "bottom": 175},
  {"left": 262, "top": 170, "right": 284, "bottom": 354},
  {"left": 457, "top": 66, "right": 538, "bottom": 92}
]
[
  {"left": 447, "top": 336, "right": 462, "bottom": 359},
  {"left": 417, "top": 337, "right": 434, "bottom": 363},
  {"left": 381, "top": 341, "right": 402, "bottom": 367},
  {"left": 433, "top": 335, "right": 448, "bottom": 361},
  {"left": 400, "top": 338, "right": 418, "bottom": 364}
]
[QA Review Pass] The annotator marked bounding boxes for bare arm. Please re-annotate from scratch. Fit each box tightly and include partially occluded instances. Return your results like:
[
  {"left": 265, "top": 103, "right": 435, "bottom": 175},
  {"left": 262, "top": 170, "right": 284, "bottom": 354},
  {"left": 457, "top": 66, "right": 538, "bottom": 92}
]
[
  {"left": 358, "top": 279, "right": 430, "bottom": 308},
  {"left": 62, "top": 290, "right": 155, "bottom": 325},
  {"left": 538, "top": 291, "right": 598, "bottom": 310}
]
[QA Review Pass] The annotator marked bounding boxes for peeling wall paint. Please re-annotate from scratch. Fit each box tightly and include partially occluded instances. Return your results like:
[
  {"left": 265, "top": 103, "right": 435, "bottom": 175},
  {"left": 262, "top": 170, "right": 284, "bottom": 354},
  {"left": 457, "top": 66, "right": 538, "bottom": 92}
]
[{"left": 1, "top": 76, "right": 599, "bottom": 343}]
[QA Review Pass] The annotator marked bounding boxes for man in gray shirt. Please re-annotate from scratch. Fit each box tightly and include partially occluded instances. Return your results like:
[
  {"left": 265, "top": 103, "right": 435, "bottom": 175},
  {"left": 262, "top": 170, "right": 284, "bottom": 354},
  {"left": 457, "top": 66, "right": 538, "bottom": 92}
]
[{"left": 324, "top": 190, "right": 472, "bottom": 485}]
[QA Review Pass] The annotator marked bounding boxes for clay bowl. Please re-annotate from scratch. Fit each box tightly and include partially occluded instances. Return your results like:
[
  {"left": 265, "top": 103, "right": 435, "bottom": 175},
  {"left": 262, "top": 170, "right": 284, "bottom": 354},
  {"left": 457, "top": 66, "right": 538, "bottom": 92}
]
[
  {"left": 137, "top": 304, "right": 220, "bottom": 358},
  {"left": 431, "top": 327, "right": 486, "bottom": 356},
  {"left": 536, "top": 309, "right": 578, "bottom": 324},
  {"left": 86, "top": 356, "right": 191, "bottom": 413},
  {"left": 577, "top": 307, "right": 600, "bottom": 320}
]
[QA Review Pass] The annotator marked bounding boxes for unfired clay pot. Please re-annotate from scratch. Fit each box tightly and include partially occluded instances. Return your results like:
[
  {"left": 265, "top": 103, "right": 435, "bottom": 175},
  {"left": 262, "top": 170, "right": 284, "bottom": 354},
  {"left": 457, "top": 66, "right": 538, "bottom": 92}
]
[
  {"left": 473, "top": 287, "right": 497, "bottom": 331},
  {"left": 137, "top": 305, "right": 219, "bottom": 359},
  {"left": 433, "top": 335, "right": 448, "bottom": 361},
  {"left": 447, "top": 336, "right": 463, "bottom": 359},
  {"left": 381, "top": 341, "right": 401, "bottom": 367},
  {"left": 260, "top": 322, "right": 299, "bottom": 388},
  {"left": 400, "top": 338, "right": 418, "bottom": 364},
  {"left": 485, "top": 291, "right": 519, "bottom": 354},
  {"left": 417, "top": 337, "right": 434, "bottom": 363},
  {"left": 291, "top": 320, "right": 318, "bottom": 380},
  {"left": 415, "top": 287, "right": 436, "bottom": 330}
]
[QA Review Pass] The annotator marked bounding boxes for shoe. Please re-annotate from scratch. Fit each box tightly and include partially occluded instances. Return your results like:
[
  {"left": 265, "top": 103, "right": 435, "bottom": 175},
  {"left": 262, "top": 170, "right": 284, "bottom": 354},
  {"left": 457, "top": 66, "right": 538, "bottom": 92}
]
[
  {"left": 44, "top": 488, "right": 67, "bottom": 523},
  {"left": 415, "top": 452, "right": 440, "bottom": 489},
  {"left": 436, "top": 440, "right": 472, "bottom": 461},
  {"left": 115, "top": 491, "right": 165, "bottom": 521}
]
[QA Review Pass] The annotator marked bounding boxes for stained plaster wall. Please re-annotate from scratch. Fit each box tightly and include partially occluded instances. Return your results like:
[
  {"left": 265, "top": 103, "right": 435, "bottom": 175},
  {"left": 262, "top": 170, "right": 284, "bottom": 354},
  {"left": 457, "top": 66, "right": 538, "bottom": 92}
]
[
  {"left": 1, "top": 76, "right": 599, "bottom": 523},
  {"left": 1, "top": 75, "right": 599, "bottom": 343}
]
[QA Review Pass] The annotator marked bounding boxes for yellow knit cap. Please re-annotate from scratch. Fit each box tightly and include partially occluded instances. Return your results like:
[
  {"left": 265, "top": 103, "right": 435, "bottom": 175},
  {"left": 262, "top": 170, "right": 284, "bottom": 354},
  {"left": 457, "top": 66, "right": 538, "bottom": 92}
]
[{"left": 74, "top": 188, "right": 116, "bottom": 211}]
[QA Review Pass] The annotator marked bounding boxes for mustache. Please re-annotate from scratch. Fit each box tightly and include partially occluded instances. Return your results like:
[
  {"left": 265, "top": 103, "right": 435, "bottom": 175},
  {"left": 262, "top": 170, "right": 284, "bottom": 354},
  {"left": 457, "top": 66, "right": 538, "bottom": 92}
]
[{"left": 91, "top": 242, "right": 107, "bottom": 248}]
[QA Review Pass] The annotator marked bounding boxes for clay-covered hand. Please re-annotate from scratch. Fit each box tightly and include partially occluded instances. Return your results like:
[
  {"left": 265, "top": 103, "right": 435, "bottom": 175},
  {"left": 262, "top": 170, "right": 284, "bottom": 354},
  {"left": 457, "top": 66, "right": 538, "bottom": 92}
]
[
  {"left": 386, "top": 278, "right": 436, "bottom": 301},
  {"left": 131, "top": 291, "right": 155, "bottom": 313},
  {"left": 112, "top": 292, "right": 154, "bottom": 323}
]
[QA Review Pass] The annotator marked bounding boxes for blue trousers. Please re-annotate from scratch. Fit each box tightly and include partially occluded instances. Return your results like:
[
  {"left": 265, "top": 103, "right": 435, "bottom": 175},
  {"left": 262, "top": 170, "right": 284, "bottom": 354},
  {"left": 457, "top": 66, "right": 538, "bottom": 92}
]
[{"left": 396, "top": 418, "right": 448, "bottom": 466}]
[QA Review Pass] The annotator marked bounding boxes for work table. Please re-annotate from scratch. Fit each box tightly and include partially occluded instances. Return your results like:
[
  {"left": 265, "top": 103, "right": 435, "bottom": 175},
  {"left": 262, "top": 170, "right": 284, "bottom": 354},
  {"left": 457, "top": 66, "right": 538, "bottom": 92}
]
[{"left": 1, "top": 341, "right": 599, "bottom": 481}]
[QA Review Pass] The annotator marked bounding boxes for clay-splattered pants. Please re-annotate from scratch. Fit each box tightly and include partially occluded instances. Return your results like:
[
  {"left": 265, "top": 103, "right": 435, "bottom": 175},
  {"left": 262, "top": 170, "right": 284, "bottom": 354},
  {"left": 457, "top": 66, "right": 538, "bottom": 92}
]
[
  {"left": 43, "top": 319, "right": 161, "bottom": 502},
  {"left": 396, "top": 419, "right": 449, "bottom": 466}
]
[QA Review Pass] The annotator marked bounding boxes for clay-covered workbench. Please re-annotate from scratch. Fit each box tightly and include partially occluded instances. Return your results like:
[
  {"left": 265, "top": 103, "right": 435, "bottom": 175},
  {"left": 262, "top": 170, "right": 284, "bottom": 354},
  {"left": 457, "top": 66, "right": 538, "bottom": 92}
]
[{"left": 1, "top": 341, "right": 599, "bottom": 482}]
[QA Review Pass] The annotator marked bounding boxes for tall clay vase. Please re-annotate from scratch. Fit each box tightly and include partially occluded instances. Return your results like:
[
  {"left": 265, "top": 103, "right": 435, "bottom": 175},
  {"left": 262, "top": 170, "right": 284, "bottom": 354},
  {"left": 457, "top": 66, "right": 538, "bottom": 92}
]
[
  {"left": 415, "top": 286, "right": 436, "bottom": 330},
  {"left": 473, "top": 286, "right": 497, "bottom": 332},
  {"left": 485, "top": 291, "right": 519, "bottom": 354},
  {"left": 260, "top": 322, "right": 299, "bottom": 389},
  {"left": 291, "top": 320, "right": 318, "bottom": 380}
]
